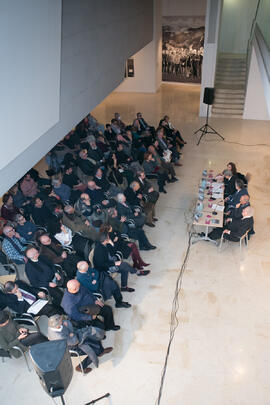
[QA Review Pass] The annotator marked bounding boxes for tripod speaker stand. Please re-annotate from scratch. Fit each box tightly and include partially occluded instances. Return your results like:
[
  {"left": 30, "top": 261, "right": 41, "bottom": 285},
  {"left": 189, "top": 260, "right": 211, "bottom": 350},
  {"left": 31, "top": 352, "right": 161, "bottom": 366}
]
[{"left": 194, "top": 87, "right": 225, "bottom": 146}]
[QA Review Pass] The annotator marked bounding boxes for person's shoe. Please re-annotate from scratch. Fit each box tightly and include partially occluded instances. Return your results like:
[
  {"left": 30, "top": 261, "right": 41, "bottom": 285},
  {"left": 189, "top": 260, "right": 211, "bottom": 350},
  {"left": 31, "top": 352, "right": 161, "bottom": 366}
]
[
  {"left": 145, "top": 222, "right": 155, "bottom": 227},
  {"left": 140, "top": 246, "right": 151, "bottom": 251},
  {"left": 76, "top": 365, "right": 92, "bottom": 374},
  {"left": 137, "top": 270, "right": 150, "bottom": 276},
  {"left": 174, "top": 162, "right": 182, "bottom": 167},
  {"left": 121, "top": 286, "right": 135, "bottom": 292},
  {"left": 115, "top": 301, "right": 131, "bottom": 308},
  {"left": 98, "top": 347, "right": 113, "bottom": 357},
  {"left": 147, "top": 244, "right": 156, "bottom": 250},
  {"left": 153, "top": 218, "right": 158, "bottom": 222},
  {"left": 171, "top": 177, "right": 178, "bottom": 182},
  {"left": 159, "top": 188, "right": 167, "bottom": 194},
  {"left": 111, "top": 325, "right": 120, "bottom": 331}
]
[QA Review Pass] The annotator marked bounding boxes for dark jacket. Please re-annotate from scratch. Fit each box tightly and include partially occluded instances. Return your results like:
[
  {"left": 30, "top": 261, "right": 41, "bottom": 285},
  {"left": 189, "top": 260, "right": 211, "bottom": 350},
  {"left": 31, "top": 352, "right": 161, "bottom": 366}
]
[
  {"left": 3, "top": 280, "right": 41, "bottom": 314},
  {"left": 229, "top": 188, "right": 249, "bottom": 208},
  {"left": 124, "top": 187, "right": 141, "bottom": 207},
  {"left": 77, "top": 158, "right": 96, "bottom": 176},
  {"left": 39, "top": 240, "right": 64, "bottom": 265},
  {"left": 16, "top": 221, "right": 37, "bottom": 241},
  {"left": 228, "top": 216, "right": 254, "bottom": 238},
  {"left": 224, "top": 175, "right": 237, "bottom": 197},
  {"left": 25, "top": 256, "right": 56, "bottom": 288},
  {"left": 86, "top": 188, "right": 106, "bottom": 206},
  {"left": 31, "top": 206, "right": 54, "bottom": 227},
  {"left": 0, "top": 317, "right": 27, "bottom": 357},
  {"left": 61, "top": 285, "right": 96, "bottom": 321},
  {"left": 93, "top": 242, "right": 114, "bottom": 272}
]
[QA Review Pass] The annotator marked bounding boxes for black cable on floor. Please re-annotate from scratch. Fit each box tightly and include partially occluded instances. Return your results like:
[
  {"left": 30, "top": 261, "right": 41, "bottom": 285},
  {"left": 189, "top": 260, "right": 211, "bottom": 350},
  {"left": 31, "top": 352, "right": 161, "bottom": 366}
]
[{"left": 156, "top": 229, "right": 193, "bottom": 405}]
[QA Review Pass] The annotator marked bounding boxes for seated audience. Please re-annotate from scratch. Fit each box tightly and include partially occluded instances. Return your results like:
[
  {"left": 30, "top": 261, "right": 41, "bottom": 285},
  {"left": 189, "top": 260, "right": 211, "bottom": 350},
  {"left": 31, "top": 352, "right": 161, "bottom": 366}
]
[
  {"left": 107, "top": 206, "right": 156, "bottom": 251},
  {"left": 25, "top": 246, "right": 63, "bottom": 306},
  {"left": 77, "top": 149, "right": 97, "bottom": 177},
  {"left": 2, "top": 225, "right": 27, "bottom": 264},
  {"left": 142, "top": 152, "right": 168, "bottom": 193},
  {"left": 48, "top": 314, "right": 112, "bottom": 374},
  {"left": 30, "top": 196, "right": 54, "bottom": 227},
  {"left": 148, "top": 144, "right": 178, "bottom": 183},
  {"left": 15, "top": 214, "right": 38, "bottom": 242},
  {"left": 93, "top": 233, "right": 137, "bottom": 292},
  {"left": 99, "top": 224, "right": 150, "bottom": 273},
  {"left": 20, "top": 173, "right": 39, "bottom": 198},
  {"left": 62, "top": 204, "right": 98, "bottom": 241},
  {"left": 51, "top": 177, "right": 71, "bottom": 204},
  {"left": 37, "top": 232, "right": 80, "bottom": 279},
  {"left": 1, "top": 194, "right": 20, "bottom": 221},
  {"left": 76, "top": 261, "right": 131, "bottom": 308},
  {"left": 0, "top": 311, "right": 47, "bottom": 356},
  {"left": 61, "top": 279, "right": 120, "bottom": 331},
  {"left": 4, "top": 280, "right": 61, "bottom": 316}
]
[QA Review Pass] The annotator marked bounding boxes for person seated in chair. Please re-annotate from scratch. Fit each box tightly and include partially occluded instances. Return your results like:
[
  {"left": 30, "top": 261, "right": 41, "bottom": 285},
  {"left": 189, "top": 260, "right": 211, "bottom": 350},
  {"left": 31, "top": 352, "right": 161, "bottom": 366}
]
[
  {"left": 62, "top": 204, "right": 99, "bottom": 242},
  {"left": 223, "top": 169, "right": 237, "bottom": 198},
  {"left": 37, "top": 232, "right": 80, "bottom": 279},
  {"left": 227, "top": 162, "right": 248, "bottom": 186},
  {"left": 2, "top": 225, "right": 27, "bottom": 264},
  {"left": 15, "top": 214, "right": 38, "bottom": 242},
  {"left": 77, "top": 149, "right": 97, "bottom": 177},
  {"left": 142, "top": 152, "right": 168, "bottom": 194},
  {"left": 61, "top": 279, "right": 120, "bottom": 331},
  {"left": 76, "top": 261, "right": 131, "bottom": 308},
  {"left": 4, "top": 280, "right": 61, "bottom": 316},
  {"left": 208, "top": 206, "right": 254, "bottom": 241},
  {"left": 107, "top": 207, "right": 156, "bottom": 251},
  {"left": 25, "top": 246, "right": 63, "bottom": 307},
  {"left": 86, "top": 180, "right": 115, "bottom": 208},
  {"left": 48, "top": 314, "right": 112, "bottom": 374},
  {"left": 20, "top": 172, "right": 39, "bottom": 198},
  {"left": 0, "top": 310, "right": 47, "bottom": 358},
  {"left": 225, "top": 178, "right": 249, "bottom": 210},
  {"left": 93, "top": 233, "right": 137, "bottom": 293},
  {"left": 30, "top": 196, "right": 55, "bottom": 227},
  {"left": 1, "top": 194, "right": 20, "bottom": 221}
]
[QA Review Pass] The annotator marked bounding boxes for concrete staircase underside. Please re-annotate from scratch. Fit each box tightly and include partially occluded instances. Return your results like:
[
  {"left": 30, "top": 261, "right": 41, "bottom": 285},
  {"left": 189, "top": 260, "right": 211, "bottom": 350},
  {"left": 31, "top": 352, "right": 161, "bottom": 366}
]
[{"left": 212, "top": 54, "right": 246, "bottom": 118}]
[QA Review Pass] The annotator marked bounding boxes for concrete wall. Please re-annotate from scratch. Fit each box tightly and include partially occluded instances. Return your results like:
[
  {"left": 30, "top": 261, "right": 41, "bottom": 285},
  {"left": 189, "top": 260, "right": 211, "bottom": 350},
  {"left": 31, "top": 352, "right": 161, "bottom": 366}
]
[
  {"left": 218, "top": 0, "right": 258, "bottom": 54},
  {"left": 0, "top": 0, "right": 153, "bottom": 195},
  {"left": 200, "top": 0, "right": 222, "bottom": 117},
  {"left": 162, "top": 0, "right": 207, "bottom": 16},
  {"left": 116, "top": 0, "right": 161, "bottom": 93},
  {"left": 0, "top": 0, "right": 61, "bottom": 171},
  {"left": 243, "top": 42, "right": 270, "bottom": 120}
]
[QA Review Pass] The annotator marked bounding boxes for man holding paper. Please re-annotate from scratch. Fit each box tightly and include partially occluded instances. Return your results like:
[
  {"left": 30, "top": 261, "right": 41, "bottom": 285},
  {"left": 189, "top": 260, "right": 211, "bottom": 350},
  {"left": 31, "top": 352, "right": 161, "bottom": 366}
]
[{"left": 3, "top": 280, "right": 62, "bottom": 316}]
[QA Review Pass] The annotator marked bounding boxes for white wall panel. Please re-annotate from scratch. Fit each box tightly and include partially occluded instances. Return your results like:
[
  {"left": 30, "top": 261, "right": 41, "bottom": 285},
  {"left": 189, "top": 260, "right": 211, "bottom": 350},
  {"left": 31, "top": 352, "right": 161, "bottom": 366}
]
[
  {"left": 0, "top": 0, "right": 153, "bottom": 195},
  {"left": 0, "top": 0, "right": 61, "bottom": 171}
]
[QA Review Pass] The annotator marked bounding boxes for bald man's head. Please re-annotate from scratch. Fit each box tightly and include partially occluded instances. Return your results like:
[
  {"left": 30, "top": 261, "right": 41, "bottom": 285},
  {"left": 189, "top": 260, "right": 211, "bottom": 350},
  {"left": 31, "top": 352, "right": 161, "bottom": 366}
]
[
  {"left": 67, "top": 279, "right": 80, "bottom": 294},
  {"left": 77, "top": 261, "right": 89, "bottom": 273}
]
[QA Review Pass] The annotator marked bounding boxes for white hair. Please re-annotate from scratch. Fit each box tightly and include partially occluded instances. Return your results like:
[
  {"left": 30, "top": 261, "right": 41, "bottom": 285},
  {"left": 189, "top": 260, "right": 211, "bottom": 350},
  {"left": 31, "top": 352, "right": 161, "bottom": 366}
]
[{"left": 116, "top": 193, "right": 125, "bottom": 203}]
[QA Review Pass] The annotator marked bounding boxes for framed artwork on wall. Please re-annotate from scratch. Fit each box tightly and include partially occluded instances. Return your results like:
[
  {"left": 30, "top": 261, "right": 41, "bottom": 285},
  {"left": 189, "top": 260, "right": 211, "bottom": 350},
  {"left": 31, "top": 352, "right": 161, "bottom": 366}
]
[{"left": 162, "top": 16, "right": 205, "bottom": 83}]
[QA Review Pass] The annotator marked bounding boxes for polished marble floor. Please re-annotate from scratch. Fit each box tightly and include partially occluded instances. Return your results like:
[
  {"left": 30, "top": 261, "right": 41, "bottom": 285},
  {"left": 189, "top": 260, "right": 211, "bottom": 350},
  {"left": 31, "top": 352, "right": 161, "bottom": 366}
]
[{"left": 1, "top": 83, "right": 270, "bottom": 405}]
